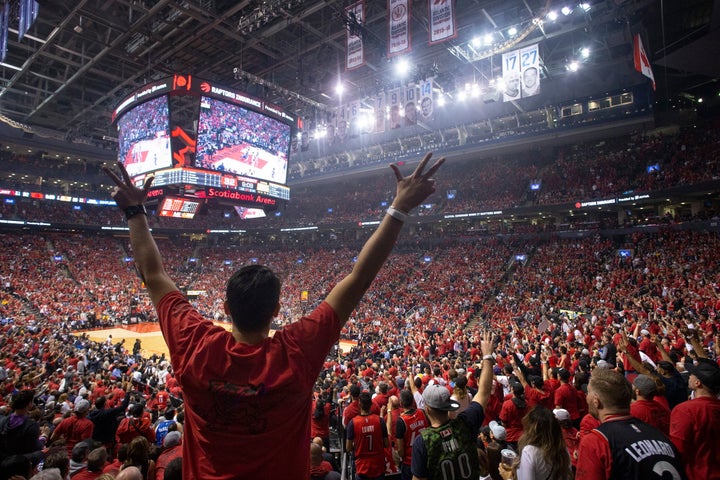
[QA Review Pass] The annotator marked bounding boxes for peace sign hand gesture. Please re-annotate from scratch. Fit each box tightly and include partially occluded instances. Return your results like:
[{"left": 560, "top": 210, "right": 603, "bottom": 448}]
[
  {"left": 389, "top": 152, "right": 445, "bottom": 213},
  {"left": 102, "top": 161, "right": 155, "bottom": 210}
]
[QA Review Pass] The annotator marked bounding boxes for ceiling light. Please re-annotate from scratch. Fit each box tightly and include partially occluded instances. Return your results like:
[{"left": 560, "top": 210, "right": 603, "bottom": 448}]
[
  {"left": 580, "top": 47, "right": 590, "bottom": 58},
  {"left": 547, "top": 11, "right": 558, "bottom": 21},
  {"left": 507, "top": 27, "right": 518, "bottom": 36},
  {"left": 561, "top": 6, "right": 573, "bottom": 15},
  {"left": 471, "top": 37, "right": 482, "bottom": 48},
  {"left": 395, "top": 58, "right": 410, "bottom": 76},
  {"left": 567, "top": 61, "right": 579, "bottom": 72}
]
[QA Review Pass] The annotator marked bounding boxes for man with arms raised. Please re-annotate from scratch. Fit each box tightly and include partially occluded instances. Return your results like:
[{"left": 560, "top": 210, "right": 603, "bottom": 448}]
[
  {"left": 104, "top": 152, "right": 444, "bottom": 479},
  {"left": 411, "top": 332, "right": 495, "bottom": 480}
]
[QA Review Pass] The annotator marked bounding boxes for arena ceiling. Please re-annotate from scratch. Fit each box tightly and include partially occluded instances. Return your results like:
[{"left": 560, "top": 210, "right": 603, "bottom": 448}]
[{"left": 0, "top": 0, "right": 716, "bottom": 148}]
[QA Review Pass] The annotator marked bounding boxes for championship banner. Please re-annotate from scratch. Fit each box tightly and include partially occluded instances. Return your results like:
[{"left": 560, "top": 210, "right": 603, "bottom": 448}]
[
  {"left": 345, "top": 1, "right": 365, "bottom": 71},
  {"left": 388, "top": 88, "right": 403, "bottom": 129},
  {"left": 420, "top": 79, "right": 433, "bottom": 119},
  {"left": 404, "top": 84, "right": 418, "bottom": 126},
  {"left": 388, "top": 0, "right": 411, "bottom": 58},
  {"left": 520, "top": 44, "right": 540, "bottom": 98},
  {"left": 634, "top": 34, "right": 656, "bottom": 91},
  {"left": 429, "top": 0, "right": 457, "bottom": 45},
  {"left": 374, "top": 93, "right": 386, "bottom": 133}
]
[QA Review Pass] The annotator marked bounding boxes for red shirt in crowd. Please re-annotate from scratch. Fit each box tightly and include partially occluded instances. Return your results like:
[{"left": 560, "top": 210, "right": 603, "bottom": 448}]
[
  {"left": 670, "top": 396, "right": 720, "bottom": 480},
  {"left": 630, "top": 399, "right": 670, "bottom": 436},
  {"left": 157, "top": 291, "right": 342, "bottom": 480}
]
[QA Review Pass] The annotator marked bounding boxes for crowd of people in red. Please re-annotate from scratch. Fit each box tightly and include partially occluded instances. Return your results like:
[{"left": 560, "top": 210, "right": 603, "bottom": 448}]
[
  {"left": 0, "top": 222, "right": 718, "bottom": 479},
  {"left": 0, "top": 122, "right": 718, "bottom": 479}
]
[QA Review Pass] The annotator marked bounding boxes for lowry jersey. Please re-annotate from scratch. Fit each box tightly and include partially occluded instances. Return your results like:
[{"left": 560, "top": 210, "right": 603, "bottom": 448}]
[{"left": 348, "top": 413, "right": 388, "bottom": 477}]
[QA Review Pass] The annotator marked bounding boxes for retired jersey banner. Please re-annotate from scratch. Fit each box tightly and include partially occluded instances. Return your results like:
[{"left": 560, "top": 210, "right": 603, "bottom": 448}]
[
  {"left": 520, "top": 44, "right": 540, "bottom": 98},
  {"left": 502, "top": 49, "right": 522, "bottom": 102},
  {"left": 503, "top": 44, "right": 541, "bottom": 101},
  {"left": 388, "top": 88, "right": 403, "bottom": 130},
  {"left": 429, "top": 0, "right": 457, "bottom": 45},
  {"left": 404, "top": 84, "right": 418, "bottom": 126},
  {"left": 346, "top": 1, "right": 365, "bottom": 70},
  {"left": 374, "top": 93, "right": 386, "bottom": 133},
  {"left": 388, "top": 0, "right": 411, "bottom": 58},
  {"left": 420, "top": 79, "right": 433, "bottom": 119}
]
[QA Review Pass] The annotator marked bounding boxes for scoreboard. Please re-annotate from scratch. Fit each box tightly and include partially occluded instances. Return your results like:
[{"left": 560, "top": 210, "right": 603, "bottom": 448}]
[{"left": 113, "top": 74, "right": 296, "bottom": 216}]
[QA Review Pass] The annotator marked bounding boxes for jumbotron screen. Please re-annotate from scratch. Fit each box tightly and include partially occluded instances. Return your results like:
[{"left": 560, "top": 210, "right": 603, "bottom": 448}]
[
  {"left": 196, "top": 96, "right": 291, "bottom": 184},
  {"left": 117, "top": 96, "right": 172, "bottom": 177}
]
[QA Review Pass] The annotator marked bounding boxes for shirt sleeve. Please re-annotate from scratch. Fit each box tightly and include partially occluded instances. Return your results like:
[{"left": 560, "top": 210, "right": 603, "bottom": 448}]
[
  {"left": 576, "top": 430, "right": 612, "bottom": 480},
  {"left": 395, "top": 416, "right": 406, "bottom": 439},
  {"left": 516, "top": 445, "right": 539, "bottom": 480},
  {"left": 411, "top": 433, "right": 428, "bottom": 478},
  {"left": 346, "top": 420, "right": 355, "bottom": 441}
]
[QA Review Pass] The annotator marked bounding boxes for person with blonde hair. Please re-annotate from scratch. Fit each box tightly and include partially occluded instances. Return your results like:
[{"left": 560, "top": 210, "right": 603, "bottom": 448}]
[
  {"left": 449, "top": 374, "right": 470, "bottom": 419},
  {"left": 501, "top": 407, "right": 572, "bottom": 480}
]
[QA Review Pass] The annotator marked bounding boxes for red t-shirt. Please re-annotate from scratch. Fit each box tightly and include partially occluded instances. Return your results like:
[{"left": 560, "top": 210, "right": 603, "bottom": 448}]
[
  {"left": 499, "top": 398, "right": 527, "bottom": 443},
  {"left": 157, "top": 291, "right": 341, "bottom": 480},
  {"left": 630, "top": 399, "right": 670, "bottom": 435},
  {"left": 670, "top": 396, "right": 720, "bottom": 480},
  {"left": 555, "top": 383, "right": 580, "bottom": 420}
]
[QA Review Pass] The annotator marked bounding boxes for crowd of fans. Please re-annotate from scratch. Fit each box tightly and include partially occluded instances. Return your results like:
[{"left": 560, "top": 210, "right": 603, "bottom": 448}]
[
  {"left": 0, "top": 117, "right": 718, "bottom": 478},
  {"left": 1, "top": 222, "right": 718, "bottom": 478}
]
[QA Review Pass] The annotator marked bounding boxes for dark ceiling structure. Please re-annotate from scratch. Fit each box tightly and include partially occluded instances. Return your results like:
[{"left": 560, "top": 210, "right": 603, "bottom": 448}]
[{"left": 0, "top": 0, "right": 716, "bottom": 149}]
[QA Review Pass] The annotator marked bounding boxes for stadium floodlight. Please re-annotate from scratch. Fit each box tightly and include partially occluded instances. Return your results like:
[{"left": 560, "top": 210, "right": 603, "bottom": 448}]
[
  {"left": 395, "top": 57, "right": 410, "bottom": 76},
  {"left": 561, "top": 6, "right": 573, "bottom": 15},
  {"left": 507, "top": 27, "right": 518, "bottom": 36},
  {"left": 335, "top": 82, "right": 344, "bottom": 96},
  {"left": 437, "top": 95, "right": 446, "bottom": 107},
  {"left": 547, "top": 10, "right": 558, "bottom": 21},
  {"left": 471, "top": 36, "right": 482, "bottom": 48},
  {"left": 484, "top": 33, "right": 494, "bottom": 45},
  {"left": 579, "top": 3, "right": 591, "bottom": 12},
  {"left": 566, "top": 61, "right": 579, "bottom": 72},
  {"left": 581, "top": 47, "right": 590, "bottom": 59},
  {"left": 495, "top": 77, "right": 506, "bottom": 92},
  {"left": 457, "top": 90, "right": 467, "bottom": 101}
]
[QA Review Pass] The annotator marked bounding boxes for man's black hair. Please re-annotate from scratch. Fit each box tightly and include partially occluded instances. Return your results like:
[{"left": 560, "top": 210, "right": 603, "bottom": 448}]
[
  {"left": 226, "top": 265, "right": 281, "bottom": 333},
  {"left": 358, "top": 392, "right": 372, "bottom": 413}
]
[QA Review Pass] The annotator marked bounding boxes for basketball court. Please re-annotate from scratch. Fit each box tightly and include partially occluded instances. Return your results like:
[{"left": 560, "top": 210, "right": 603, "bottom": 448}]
[{"left": 81, "top": 323, "right": 357, "bottom": 358}]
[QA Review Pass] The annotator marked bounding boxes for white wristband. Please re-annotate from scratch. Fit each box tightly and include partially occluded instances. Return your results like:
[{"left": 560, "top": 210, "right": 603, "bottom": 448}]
[
  {"left": 483, "top": 354, "right": 494, "bottom": 361},
  {"left": 386, "top": 206, "right": 408, "bottom": 222}
]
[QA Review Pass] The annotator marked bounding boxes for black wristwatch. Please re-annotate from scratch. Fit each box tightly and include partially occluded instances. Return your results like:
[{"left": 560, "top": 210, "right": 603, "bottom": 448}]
[{"left": 124, "top": 204, "right": 147, "bottom": 220}]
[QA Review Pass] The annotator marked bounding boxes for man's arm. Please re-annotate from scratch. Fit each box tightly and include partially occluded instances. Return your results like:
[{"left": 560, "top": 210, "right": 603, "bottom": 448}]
[
  {"left": 103, "top": 163, "right": 178, "bottom": 306},
  {"left": 325, "top": 153, "right": 444, "bottom": 323},
  {"left": 471, "top": 331, "right": 495, "bottom": 409}
]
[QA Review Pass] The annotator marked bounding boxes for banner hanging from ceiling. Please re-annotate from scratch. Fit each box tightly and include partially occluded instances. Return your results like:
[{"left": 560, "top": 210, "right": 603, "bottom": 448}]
[
  {"left": 502, "top": 43, "right": 540, "bottom": 102},
  {"left": 346, "top": 1, "right": 365, "bottom": 70},
  {"left": 0, "top": 3, "right": 9, "bottom": 63},
  {"left": 420, "top": 79, "right": 433, "bottom": 120},
  {"left": 388, "top": 0, "right": 411, "bottom": 57},
  {"left": 429, "top": 0, "right": 457, "bottom": 45}
]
